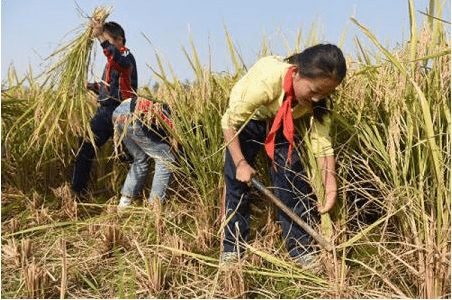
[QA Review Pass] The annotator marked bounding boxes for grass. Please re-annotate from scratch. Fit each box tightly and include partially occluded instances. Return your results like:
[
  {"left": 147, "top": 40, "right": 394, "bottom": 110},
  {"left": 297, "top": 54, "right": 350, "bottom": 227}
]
[{"left": 1, "top": 0, "right": 450, "bottom": 298}]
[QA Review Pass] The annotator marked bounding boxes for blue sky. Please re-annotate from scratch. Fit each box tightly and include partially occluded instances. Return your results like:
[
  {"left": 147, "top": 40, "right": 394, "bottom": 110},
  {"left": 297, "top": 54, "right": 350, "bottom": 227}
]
[{"left": 1, "top": 0, "right": 450, "bottom": 86}]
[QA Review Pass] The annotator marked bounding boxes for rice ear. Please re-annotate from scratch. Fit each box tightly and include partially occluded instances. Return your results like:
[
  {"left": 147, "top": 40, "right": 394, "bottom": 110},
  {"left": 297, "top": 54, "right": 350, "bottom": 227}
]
[{"left": 16, "top": 6, "right": 112, "bottom": 164}]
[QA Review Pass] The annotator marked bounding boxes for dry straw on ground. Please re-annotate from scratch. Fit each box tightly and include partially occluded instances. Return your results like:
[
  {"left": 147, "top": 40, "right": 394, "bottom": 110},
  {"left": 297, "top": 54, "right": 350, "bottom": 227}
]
[{"left": 1, "top": 1, "right": 450, "bottom": 298}]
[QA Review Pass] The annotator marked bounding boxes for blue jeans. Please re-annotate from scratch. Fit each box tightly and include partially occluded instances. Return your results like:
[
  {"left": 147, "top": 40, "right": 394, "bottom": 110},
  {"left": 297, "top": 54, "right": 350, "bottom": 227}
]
[
  {"left": 223, "top": 120, "right": 315, "bottom": 257},
  {"left": 113, "top": 102, "right": 175, "bottom": 203}
]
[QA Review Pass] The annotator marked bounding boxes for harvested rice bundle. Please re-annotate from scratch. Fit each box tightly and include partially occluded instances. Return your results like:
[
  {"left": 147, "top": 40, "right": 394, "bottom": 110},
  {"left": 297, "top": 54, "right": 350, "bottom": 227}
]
[{"left": 17, "top": 6, "right": 112, "bottom": 160}]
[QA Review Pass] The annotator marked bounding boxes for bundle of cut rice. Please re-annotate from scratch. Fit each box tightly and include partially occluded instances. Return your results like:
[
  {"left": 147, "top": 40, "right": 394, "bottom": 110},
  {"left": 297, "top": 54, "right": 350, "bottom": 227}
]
[{"left": 12, "top": 6, "right": 112, "bottom": 163}]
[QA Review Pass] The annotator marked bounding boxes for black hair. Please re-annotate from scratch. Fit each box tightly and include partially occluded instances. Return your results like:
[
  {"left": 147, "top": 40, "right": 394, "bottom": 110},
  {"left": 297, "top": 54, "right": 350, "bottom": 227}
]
[
  {"left": 285, "top": 44, "right": 346, "bottom": 122},
  {"left": 103, "top": 21, "right": 126, "bottom": 45},
  {"left": 285, "top": 44, "right": 346, "bottom": 82}
]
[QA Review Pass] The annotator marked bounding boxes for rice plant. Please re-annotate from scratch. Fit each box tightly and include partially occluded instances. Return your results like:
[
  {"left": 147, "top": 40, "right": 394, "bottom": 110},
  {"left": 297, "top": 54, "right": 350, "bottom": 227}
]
[
  {"left": 1, "top": 0, "right": 450, "bottom": 298},
  {"left": 5, "top": 6, "right": 112, "bottom": 165}
]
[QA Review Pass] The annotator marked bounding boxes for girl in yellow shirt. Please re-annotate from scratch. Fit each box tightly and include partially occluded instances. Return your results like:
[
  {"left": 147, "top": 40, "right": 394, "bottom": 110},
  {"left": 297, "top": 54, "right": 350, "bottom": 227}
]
[{"left": 221, "top": 44, "right": 347, "bottom": 265}]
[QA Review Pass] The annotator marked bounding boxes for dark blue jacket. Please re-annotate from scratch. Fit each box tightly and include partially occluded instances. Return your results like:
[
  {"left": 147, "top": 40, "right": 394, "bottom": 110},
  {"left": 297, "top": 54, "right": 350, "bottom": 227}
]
[{"left": 97, "top": 41, "right": 138, "bottom": 106}]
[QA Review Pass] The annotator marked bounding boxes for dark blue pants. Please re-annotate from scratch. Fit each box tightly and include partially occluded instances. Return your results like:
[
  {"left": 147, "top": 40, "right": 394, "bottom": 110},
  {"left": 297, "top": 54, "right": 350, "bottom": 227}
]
[
  {"left": 72, "top": 104, "right": 118, "bottom": 193},
  {"left": 223, "top": 119, "right": 314, "bottom": 257}
]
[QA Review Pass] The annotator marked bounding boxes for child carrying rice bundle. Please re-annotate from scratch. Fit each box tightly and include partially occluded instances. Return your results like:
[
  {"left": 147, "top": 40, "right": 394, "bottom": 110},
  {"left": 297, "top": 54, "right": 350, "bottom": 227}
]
[
  {"left": 71, "top": 15, "right": 138, "bottom": 195},
  {"left": 15, "top": 7, "right": 112, "bottom": 160}
]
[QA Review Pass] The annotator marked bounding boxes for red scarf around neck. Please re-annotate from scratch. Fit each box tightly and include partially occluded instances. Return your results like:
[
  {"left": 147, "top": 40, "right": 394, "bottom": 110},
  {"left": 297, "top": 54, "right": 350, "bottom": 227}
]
[
  {"left": 103, "top": 46, "right": 133, "bottom": 99},
  {"left": 264, "top": 66, "right": 297, "bottom": 164}
]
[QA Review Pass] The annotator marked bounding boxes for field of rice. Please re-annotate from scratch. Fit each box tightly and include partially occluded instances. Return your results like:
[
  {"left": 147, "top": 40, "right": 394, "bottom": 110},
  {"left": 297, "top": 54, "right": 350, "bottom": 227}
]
[{"left": 1, "top": 2, "right": 450, "bottom": 299}]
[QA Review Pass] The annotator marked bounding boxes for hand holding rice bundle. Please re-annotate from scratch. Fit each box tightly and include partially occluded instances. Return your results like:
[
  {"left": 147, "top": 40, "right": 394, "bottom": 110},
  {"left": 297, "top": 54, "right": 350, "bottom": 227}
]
[
  {"left": 89, "top": 7, "right": 110, "bottom": 36},
  {"left": 13, "top": 6, "right": 113, "bottom": 164}
]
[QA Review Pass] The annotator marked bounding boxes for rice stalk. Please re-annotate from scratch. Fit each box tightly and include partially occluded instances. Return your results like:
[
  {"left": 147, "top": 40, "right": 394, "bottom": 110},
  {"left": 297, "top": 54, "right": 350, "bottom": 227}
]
[
  {"left": 138, "top": 71, "right": 228, "bottom": 211},
  {"left": 347, "top": 257, "right": 409, "bottom": 298},
  {"left": 60, "top": 238, "right": 67, "bottom": 299},
  {"left": 2, "top": 238, "right": 21, "bottom": 267},
  {"left": 22, "top": 257, "right": 51, "bottom": 298},
  {"left": 344, "top": 7, "right": 450, "bottom": 297},
  {"left": 3, "top": 221, "right": 86, "bottom": 238},
  {"left": 259, "top": 31, "right": 270, "bottom": 57},
  {"left": 9, "top": 6, "right": 112, "bottom": 165},
  {"left": 224, "top": 25, "right": 247, "bottom": 76},
  {"left": 116, "top": 250, "right": 126, "bottom": 299},
  {"left": 2, "top": 3, "right": 451, "bottom": 298},
  {"left": 294, "top": 26, "right": 303, "bottom": 53},
  {"left": 408, "top": 0, "right": 419, "bottom": 74},
  {"left": 181, "top": 33, "right": 204, "bottom": 81},
  {"left": 350, "top": 16, "right": 445, "bottom": 198}
]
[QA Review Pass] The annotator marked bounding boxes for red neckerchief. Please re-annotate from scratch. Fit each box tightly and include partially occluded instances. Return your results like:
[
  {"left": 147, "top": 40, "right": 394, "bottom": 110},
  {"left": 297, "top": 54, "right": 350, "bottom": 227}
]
[
  {"left": 264, "top": 66, "right": 297, "bottom": 165},
  {"left": 103, "top": 46, "right": 133, "bottom": 99}
]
